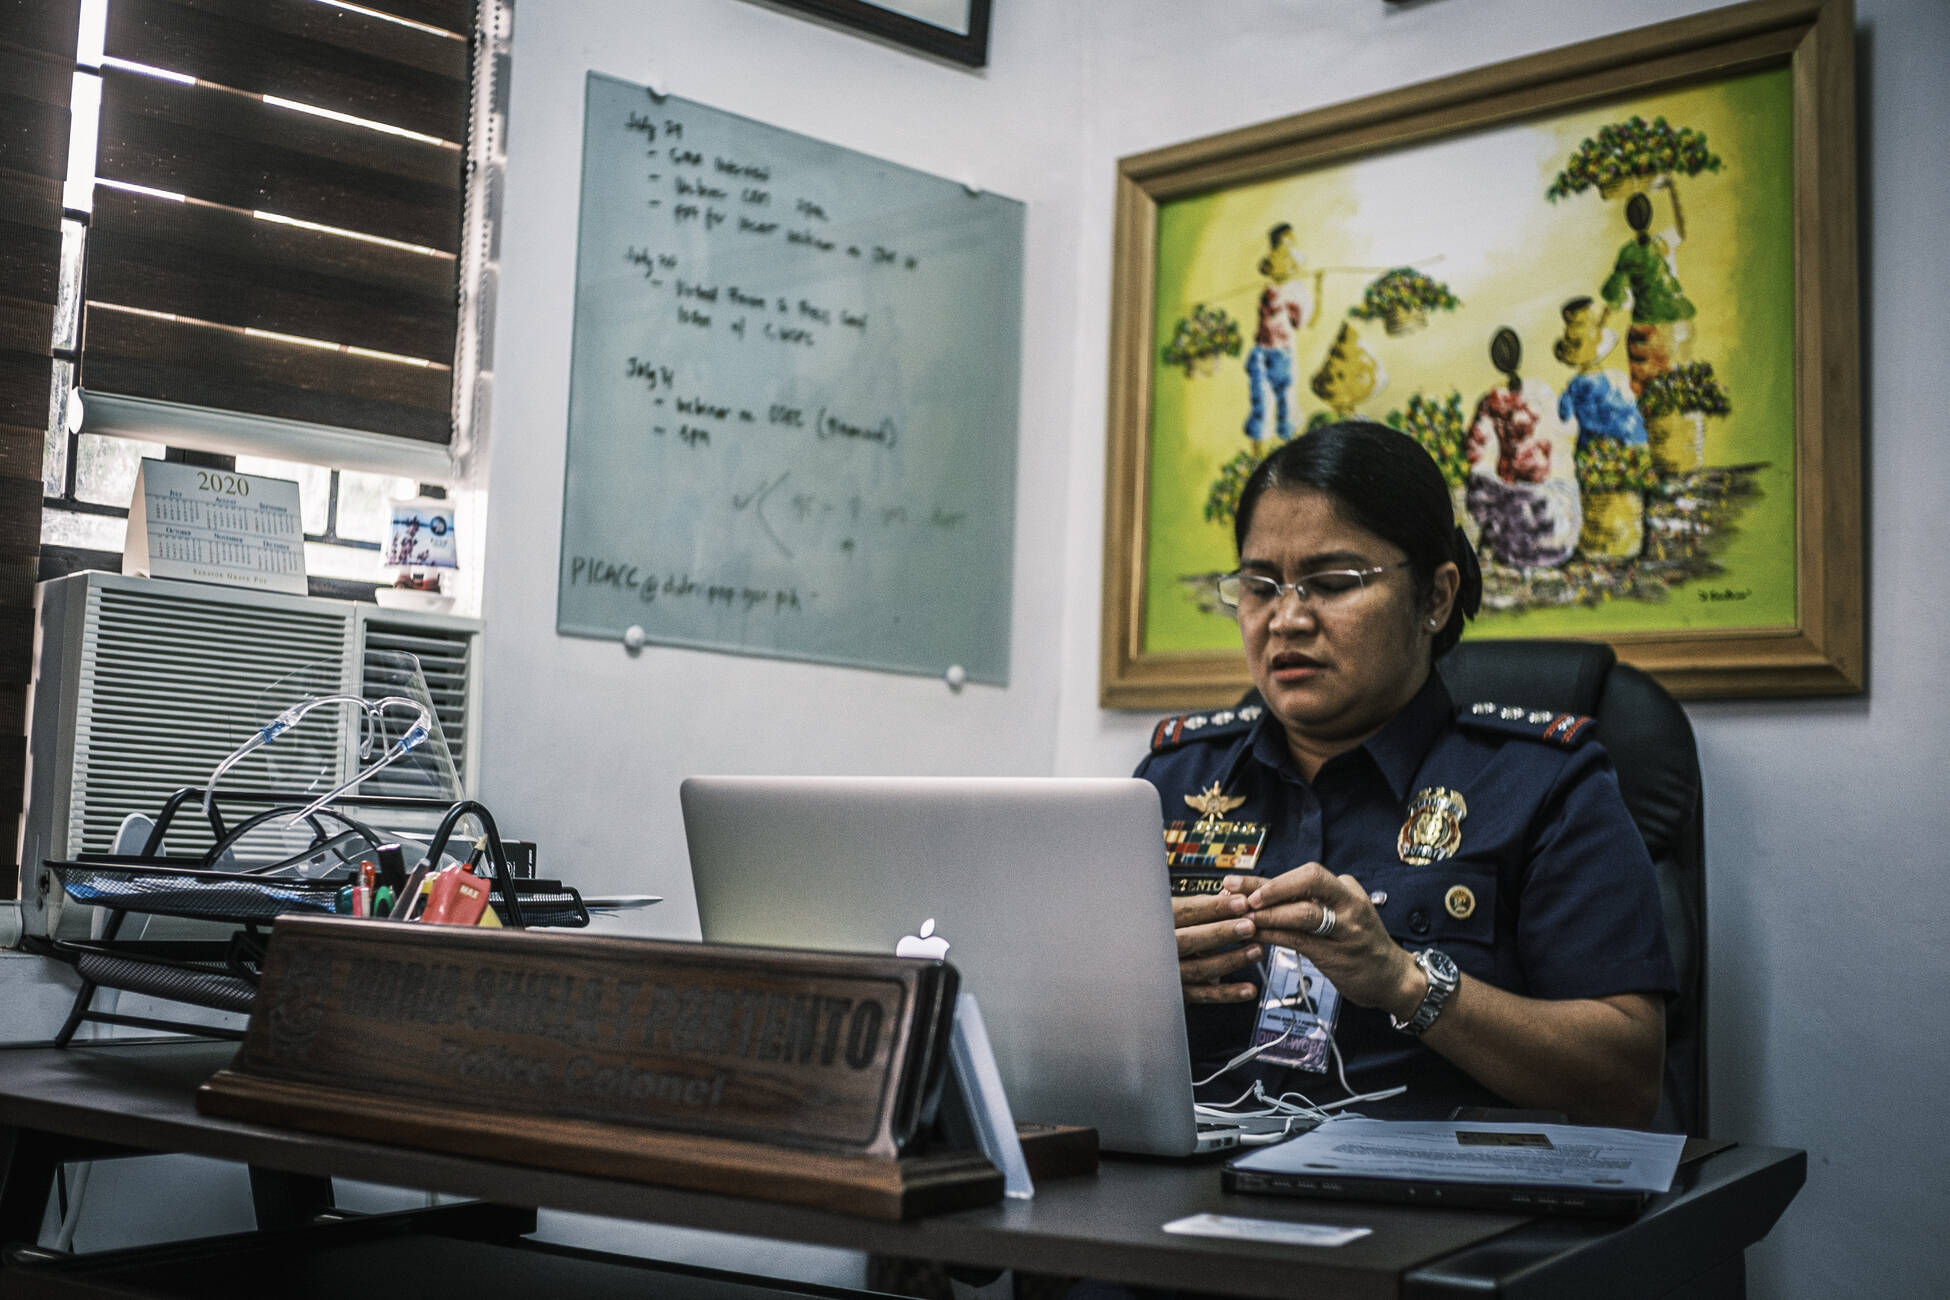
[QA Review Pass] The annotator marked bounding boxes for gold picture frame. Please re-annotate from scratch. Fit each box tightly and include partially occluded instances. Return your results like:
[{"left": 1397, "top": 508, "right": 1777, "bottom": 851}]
[{"left": 1100, "top": 0, "right": 1860, "bottom": 708}]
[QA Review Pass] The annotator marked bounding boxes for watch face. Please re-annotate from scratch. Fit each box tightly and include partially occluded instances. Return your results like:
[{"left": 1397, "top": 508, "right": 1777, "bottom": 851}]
[{"left": 1393, "top": 948, "right": 1460, "bottom": 1036}]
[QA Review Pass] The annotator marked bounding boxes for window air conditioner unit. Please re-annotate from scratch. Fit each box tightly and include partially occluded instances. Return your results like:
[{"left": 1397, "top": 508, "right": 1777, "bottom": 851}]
[{"left": 19, "top": 571, "right": 483, "bottom": 938}]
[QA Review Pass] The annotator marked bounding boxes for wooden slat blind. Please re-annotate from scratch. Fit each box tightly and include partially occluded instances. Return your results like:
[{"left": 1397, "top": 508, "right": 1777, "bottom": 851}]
[
  {"left": 0, "top": 0, "right": 76, "bottom": 894},
  {"left": 97, "top": 69, "right": 464, "bottom": 252},
  {"left": 0, "top": 46, "right": 74, "bottom": 180},
  {"left": 89, "top": 187, "right": 459, "bottom": 360},
  {"left": 105, "top": 0, "right": 472, "bottom": 142},
  {"left": 360, "top": 0, "right": 473, "bottom": 34},
  {"left": 85, "top": 0, "right": 474, "bottom": 441},
  {"left": 0, "top": 0, "right": 78, "bottom": 57},
  {"left": 83, "top": 305, "right": 455, "bottom": 442}
]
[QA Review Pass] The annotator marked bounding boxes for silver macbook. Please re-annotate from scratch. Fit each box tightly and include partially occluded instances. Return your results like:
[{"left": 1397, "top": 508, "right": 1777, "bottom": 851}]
[{"left": 681, "top": 775, "right": 1237, "bottom": 1156}]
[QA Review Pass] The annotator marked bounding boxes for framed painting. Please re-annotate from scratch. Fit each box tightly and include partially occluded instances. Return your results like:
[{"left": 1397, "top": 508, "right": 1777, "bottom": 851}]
[
  {"left": 766, "top": 0, "right": 992, "bottom": 68},
  {"left": 1100, "top": 0, "right": 1860, "bottom": 707}
]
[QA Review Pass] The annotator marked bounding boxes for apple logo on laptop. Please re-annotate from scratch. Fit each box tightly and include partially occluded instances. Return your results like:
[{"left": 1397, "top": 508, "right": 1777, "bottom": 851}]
[{"left": 895, "top": 917, "right": 951, "bottom": 960}]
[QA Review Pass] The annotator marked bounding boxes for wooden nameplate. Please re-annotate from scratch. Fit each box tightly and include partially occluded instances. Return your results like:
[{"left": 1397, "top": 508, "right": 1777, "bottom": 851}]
[
  {"left": 198, "top": 917, "right": 1003, "bottom": 1218},
  {"left": 1015, "top": 1122, "right": 1100, "bottom": 1181}
]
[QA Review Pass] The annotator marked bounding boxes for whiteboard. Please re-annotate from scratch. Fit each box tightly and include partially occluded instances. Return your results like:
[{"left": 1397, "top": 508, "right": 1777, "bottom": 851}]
[{"left": 557, "top": 75, "right": 1024, "bottom": 684}]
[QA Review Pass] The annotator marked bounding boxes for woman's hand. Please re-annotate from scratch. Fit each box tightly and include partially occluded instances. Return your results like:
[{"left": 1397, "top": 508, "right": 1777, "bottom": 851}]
[
  {"left": 1170, "top": 890, "right": 1263, "bottom": 1004},
  {"left": 1224, "top": 864, "right": 1421, "bottom": 1019},
  {"left": 1228, "top": 864, "right": 1666, "bottom": 1125}
]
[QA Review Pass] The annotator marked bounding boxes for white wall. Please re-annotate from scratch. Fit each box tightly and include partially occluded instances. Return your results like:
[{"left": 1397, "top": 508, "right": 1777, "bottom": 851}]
[
  {"left": 1686, "top": 8, "right": 1950, "bottom": 1293},
  {"left": 482, "top": 1, "right": 1950, "bottom": 1295}
]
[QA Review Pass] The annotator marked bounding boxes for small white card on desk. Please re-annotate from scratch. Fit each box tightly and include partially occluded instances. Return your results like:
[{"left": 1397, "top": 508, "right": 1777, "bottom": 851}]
[
  {"left": 123, "top": 458, "right": 307, "bottom": 595},
  {"left": 1162, "top": 1214, "right": 1372, "bottom": 1247}
]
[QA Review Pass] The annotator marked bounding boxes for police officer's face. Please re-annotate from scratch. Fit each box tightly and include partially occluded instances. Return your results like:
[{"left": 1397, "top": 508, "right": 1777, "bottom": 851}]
[{"left": 1236, "top": 488, "right": 1454, "bottom": 755}]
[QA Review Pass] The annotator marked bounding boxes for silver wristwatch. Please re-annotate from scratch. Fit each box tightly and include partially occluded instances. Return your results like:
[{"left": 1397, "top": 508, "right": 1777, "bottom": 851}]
[{"left": 1390, "top": 948, "right": 1460, "bottom": 1037}]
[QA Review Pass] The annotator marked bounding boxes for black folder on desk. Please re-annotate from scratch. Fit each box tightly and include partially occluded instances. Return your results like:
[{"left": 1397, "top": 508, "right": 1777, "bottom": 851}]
[
  {"left": 1224, "top": 1159, "right": 1651, "bottom": 1217},
  {"left": 1222, "top": 1119, "right": 1687, "bottom": 1218}
]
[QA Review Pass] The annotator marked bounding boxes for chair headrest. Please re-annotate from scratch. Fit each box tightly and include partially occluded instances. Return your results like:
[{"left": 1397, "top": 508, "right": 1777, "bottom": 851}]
[
  {"left": 1438, "top": 640, "right": 1616, "bottom": 715},
  {"left": 1438, "top": 640, "right": 1699, "bottom": 861}
]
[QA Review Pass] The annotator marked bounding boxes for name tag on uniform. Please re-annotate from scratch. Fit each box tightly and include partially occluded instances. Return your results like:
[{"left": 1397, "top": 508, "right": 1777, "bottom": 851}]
[
  {"left": 1251, "top": 945, "right": 1341, "bottom": 1074},
  {"left": 1164, "top": 820, "right": 1266, "bottom": 896}
]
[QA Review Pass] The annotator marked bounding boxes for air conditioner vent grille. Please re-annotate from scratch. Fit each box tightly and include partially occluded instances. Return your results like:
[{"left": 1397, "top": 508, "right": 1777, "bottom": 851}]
[
  {"left": 72, "top": 586, "right": 353, "bottom": 857},
  {"left": 360, "top": 617, "right": 476, "bottom": 800},
  {"left": 25, "top": 574, "right": 483, "bottom": 936}
]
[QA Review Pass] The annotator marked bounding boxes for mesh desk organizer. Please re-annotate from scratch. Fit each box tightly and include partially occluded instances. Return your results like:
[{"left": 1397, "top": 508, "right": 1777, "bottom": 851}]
[
  {"left": 29, "top": 659, "right": 587, "bottom": 1046},
  {"left": 31, "top": 790, "right": 589, "bottom": 1045}
]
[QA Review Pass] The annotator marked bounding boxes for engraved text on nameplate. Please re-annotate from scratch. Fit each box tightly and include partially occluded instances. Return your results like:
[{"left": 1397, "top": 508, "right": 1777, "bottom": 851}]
[{"left": 237, "top": 918, "right": 947, "bottom": 1156}]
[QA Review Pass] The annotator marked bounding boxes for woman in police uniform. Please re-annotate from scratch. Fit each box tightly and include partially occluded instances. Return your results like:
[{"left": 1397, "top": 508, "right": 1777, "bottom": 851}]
[{"left": 1140, "top": 420, "right": 1675, "bottom": 1125}]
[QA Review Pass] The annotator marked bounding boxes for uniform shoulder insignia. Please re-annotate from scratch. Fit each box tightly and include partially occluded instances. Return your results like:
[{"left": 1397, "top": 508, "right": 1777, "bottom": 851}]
[
  {"left": 1150, "top": 704, "right": 1261, "bottom": 754},
  {"left": 1457, "top": 700, "right": 1596, "bottom": 747}
]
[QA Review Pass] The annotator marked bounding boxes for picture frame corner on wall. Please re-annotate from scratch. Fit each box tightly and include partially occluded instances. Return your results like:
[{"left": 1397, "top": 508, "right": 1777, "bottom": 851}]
[
  {"left": 1099, "top": 0, "right": 1861, "bottom": 707},
  {"left": 762, "top": 0, "right": 993, "bottom": 69}
]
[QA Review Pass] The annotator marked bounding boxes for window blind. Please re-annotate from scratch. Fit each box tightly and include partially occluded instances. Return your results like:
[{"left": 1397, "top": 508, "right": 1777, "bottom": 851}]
[
  {"left": 85, "top": 0, "right": 478, "bottom": 446},
  {"left": 0, "top": 0, "right": 77, "bottom": 894}
]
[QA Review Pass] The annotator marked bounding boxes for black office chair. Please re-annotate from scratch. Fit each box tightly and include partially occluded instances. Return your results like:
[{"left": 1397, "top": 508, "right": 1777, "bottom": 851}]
[{"left": 1436, "top": 638, "right": 1706, "bottom": 1136}]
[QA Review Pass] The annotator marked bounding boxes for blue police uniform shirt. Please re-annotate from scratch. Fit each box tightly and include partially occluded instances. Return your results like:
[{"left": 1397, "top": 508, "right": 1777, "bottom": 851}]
[{"left": 1135, "top": 671, "right": 1678, "bottom": 1119}]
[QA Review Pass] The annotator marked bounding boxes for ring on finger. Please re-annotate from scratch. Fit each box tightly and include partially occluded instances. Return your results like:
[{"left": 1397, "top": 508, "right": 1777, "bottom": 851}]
[{"left": 1311, "top": 904, "right": 1338, "bottom": 939}]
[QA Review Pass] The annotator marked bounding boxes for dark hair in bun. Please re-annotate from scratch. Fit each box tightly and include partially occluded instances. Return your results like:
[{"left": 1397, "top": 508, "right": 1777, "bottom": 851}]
[{"left": 1232, "top": 420, "right": 1482, "bottom": 657}]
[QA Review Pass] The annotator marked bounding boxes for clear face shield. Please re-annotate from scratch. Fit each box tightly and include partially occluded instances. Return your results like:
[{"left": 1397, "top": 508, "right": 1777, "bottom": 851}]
[{"left": 198, "top": 650, "right": 466, "bottom": 879}]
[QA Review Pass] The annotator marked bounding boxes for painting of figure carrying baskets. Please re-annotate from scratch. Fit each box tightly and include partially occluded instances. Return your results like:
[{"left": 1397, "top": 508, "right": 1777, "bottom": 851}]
[{"left": 1103, "top": 0, "right": 1861, "bottom": 705}]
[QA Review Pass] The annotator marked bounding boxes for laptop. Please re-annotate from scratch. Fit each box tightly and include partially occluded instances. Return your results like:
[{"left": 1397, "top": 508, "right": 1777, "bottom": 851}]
[{"left": 681, "top": 775, "right": 1257, "bottom": 1155}]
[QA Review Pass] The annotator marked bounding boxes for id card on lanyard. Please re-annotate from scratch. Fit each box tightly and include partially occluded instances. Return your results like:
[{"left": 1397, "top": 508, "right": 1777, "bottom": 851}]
[
  {"left": 1251, "top": 944, "right": 1342, "bottom": 1074},
  {"left": 1161, "top": 807, "right": 1341, "bottom": 1072}
]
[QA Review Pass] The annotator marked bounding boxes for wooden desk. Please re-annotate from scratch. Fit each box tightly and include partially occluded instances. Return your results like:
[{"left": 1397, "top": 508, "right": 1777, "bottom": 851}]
[{"left": 0, "top": 1042, "right": 1803, "bottom": 1299}]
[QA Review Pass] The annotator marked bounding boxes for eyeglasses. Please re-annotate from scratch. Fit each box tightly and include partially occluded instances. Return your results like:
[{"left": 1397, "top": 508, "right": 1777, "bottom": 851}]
[{"left": 1216, "top": 561, "right": 1411, "bottom": 610}]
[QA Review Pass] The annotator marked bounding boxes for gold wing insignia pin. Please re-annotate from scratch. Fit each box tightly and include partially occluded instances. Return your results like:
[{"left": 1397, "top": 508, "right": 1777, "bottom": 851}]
[{"left": 1184, "top": 782, "right": 1245, "bottom": 831}]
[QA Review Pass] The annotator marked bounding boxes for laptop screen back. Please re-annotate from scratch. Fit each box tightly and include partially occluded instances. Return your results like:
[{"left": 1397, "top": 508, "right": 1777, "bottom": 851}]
[{"left": 681, "top": 775, "right": 1200, "bottom": 1155}]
